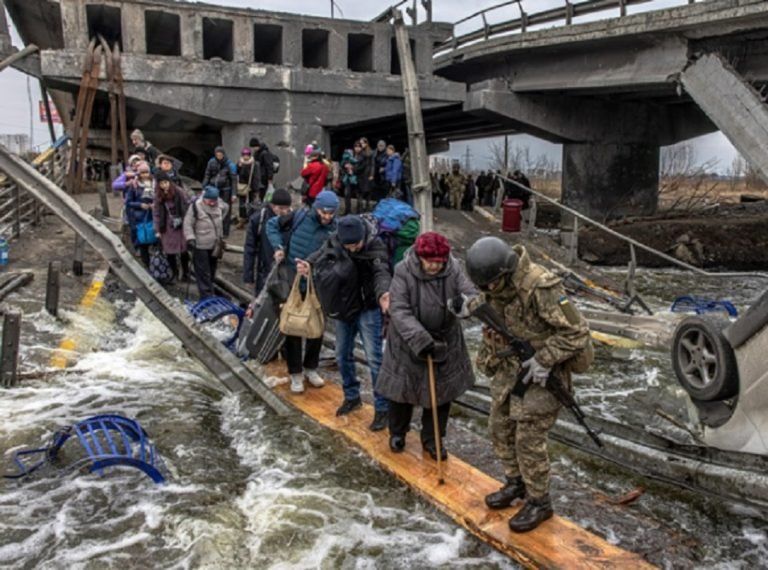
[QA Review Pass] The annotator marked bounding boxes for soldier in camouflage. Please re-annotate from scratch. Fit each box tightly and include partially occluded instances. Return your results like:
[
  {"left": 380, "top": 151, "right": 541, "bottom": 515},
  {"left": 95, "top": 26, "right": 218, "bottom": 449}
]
[
  {"left": 444, "top": 163, "right": 466, "bottom": 210},
  {"left": 457, "top": 236, "right": 591, "bottom": 533}
]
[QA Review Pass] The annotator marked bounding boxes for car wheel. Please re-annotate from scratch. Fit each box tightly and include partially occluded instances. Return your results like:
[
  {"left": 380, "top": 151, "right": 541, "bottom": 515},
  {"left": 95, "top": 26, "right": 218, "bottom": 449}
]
[{"left": 671, "top": 316, "right": 739, "bottom": 401}]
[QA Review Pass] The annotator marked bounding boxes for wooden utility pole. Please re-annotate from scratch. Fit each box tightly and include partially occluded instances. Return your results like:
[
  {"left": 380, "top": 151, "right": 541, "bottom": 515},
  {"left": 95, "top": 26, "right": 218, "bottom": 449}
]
[{"left": 393, "top": 9, "right": 433, "bottom": 232}]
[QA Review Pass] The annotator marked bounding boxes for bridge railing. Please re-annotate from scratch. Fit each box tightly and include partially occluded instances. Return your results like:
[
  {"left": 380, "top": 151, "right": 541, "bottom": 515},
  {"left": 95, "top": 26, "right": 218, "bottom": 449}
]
[
  {"left": 435, "top": 0, "right": 695, "bottom": 55},
  {"left": 0, "top": 140, "right": 69, "bottom": 240}
]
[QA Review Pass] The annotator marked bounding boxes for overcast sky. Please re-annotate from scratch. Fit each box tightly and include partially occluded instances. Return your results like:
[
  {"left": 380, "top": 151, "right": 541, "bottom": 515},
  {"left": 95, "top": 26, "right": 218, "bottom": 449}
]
[{"left": 0, "top": 0, "right": 738, "bottom": 170}]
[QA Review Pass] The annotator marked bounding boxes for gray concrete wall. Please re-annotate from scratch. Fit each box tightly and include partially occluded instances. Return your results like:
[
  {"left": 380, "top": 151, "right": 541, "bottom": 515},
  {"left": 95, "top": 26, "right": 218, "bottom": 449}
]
[
  {"left": 222, "top": 123, "right": 329, "bottom": 189},
  {"left": 562, "top": 142, "right": 659, "bottom": 221}
]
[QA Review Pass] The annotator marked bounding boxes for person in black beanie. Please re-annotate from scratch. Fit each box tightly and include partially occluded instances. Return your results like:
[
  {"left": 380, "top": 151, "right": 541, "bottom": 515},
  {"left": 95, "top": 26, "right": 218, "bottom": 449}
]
[
  {"left": 305, "top": 215, "right": 393, "bottom": 430},
  {"left": 250, "top": 137, "right": 275, "bottom": 199},
  {"left": 243, "top": 187, "right": 293, "bottom": 295}
]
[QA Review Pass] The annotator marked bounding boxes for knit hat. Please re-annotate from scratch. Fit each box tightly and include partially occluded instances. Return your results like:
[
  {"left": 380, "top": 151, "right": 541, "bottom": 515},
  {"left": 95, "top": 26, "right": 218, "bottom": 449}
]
[
  {"left": 304, "top": 144, "right": 316, "bottom": 157},
  {"left": 155, "top": 171, "right": 172, "bottom": 183},
  {"left": 241, "top": 147, "right": 251, "bottom": 156},
  {"left": 270, "top": 188, "right": 291, "bottom": 206},
  {"left": 214, "top": 146, "right": 226, "bottom": 156},
  {"left": 314, "top": 190, "right": 339, "bottom": 212},
  {"left": 157, "top": 154, "right": 174, "bottom": 165},
  {"left": 336, "top": 216, "right": 366, "bottom": 245},
  {"left": 203, "top": 186, "right": 219, "bottom": 200},
  {"left": 136, "top": 161, "right": 151, "bottom": 174},
  {"left": 249, "top": 137, "right": 260, "bottom": 147},
  {"left": 128, "top": 154, "right": 142, "bottom": 165},
  {"left": 414, "top": 231, "right": 451, "bottom": 262}
]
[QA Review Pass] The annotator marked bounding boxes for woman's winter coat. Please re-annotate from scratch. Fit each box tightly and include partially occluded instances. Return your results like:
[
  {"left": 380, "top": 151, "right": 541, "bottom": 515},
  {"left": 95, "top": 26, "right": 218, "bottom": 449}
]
[
  {"left": 376, "top": 250, "right": 477, "bottom": 408},
  {"left": 182, "top": 197, "right": 227, "bottom": 250},
  {"left": 153, "top": 183, "right": 189, "bottom": 254},
  {"left": 300, "top": 159, "right": 330, "bottom": 199}
]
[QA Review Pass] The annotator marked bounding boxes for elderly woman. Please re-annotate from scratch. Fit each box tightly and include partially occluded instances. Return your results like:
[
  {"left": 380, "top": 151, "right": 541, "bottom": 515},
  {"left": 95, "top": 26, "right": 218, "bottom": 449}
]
[{"left": 376, "top": 231, "right": 477, "bottom": 460}]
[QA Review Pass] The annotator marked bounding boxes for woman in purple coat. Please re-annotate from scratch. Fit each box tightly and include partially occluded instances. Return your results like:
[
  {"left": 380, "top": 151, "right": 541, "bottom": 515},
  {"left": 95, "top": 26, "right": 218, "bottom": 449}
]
[{"left": 153, "top": 171, "right": 190, "bottom": 283}]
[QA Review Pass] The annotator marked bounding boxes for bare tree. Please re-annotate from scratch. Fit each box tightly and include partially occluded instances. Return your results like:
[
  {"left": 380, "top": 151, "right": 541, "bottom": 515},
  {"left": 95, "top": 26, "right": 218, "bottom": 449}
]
[{"left": 659, "top": 144, "right": 719, "bottom": 213}]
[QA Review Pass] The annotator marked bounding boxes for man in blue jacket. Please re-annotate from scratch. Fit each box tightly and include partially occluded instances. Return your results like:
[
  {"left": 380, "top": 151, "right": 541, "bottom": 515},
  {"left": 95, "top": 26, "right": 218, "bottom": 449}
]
[
  {"left": 267, "top": 190, "right": 339, "bottom": 393},
  {"left": 385, "top": 144, "right": 403, "bottom": 198}
]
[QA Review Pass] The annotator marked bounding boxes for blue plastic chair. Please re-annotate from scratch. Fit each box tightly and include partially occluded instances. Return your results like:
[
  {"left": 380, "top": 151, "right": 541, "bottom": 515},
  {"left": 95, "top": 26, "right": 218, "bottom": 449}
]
[
  {"left": 670, "top": 295, "right": 738, "bottom": 317},
  {"left": 187, "top": 296, "right": 245, "bottom": 349},
  {"left": 3, "top": 414, "right": 165, "bottom": 484}
]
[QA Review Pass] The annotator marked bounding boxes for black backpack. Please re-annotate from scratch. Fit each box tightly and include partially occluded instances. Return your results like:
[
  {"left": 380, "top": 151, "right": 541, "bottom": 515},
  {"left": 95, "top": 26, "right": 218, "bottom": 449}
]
[
  {"left": 312, "top": 242, "right": 362, "bottom": 321},
  {"left": 269, "top": 152, "right": 280, "bottom": 174}
]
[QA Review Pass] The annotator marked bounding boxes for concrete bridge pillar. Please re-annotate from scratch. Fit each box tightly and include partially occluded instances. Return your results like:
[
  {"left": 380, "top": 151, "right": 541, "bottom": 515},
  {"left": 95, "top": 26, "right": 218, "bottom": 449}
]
[
  {"left": 181, "top": 12, "right": 203, "bottom": 59},
  {"left": 60, "top": 0, "right": 88, "bottom": 50},
  {"left": 221, "top": 122, "right": 328, "bottom": 190},
  {"left": 122, "top": 3, "right": 145, "bottom": 54},
  {"left": 562, "top": 142, "right": 659, "bottom": 221}
]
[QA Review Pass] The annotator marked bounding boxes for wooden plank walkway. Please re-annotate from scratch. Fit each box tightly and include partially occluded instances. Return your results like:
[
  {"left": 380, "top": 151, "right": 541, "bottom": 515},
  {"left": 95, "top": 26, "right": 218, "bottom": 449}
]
[{"left": 264, "top": 362, "right": 655, "bottom": 569}]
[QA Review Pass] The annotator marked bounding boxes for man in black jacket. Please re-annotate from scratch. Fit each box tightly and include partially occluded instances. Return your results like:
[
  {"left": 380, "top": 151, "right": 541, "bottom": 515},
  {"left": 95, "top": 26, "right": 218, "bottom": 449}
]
[
  {"left": 243, "top": 188, "right": 292, "bottom": 295},
  {"left": 250, "top": 137, "right": 275, "bottom": 200},
  {"left": 301, "top": 215, "right": 392, "bottom": 429}
]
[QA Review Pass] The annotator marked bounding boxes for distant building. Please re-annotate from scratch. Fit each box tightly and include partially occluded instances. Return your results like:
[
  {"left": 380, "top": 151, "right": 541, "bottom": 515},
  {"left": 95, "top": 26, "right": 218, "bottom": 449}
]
[{"left": 0, "top": 134, "right": 29, "bottom": 154}]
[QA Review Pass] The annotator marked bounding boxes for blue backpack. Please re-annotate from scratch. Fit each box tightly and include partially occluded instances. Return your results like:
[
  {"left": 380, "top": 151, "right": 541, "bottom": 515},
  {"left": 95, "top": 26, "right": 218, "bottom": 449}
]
[{"left": 372, "top": 198, "right": 419, "bottom": 233}]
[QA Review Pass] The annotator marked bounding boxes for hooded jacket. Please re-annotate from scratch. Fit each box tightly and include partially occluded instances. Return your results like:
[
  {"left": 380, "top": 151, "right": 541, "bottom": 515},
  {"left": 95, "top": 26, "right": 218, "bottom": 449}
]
[
  {"left": 376, "top": 250, "right": 477, "bottom": 407},
  {"left": 202, "top": 148, "right": 237, "bottom": 191}
]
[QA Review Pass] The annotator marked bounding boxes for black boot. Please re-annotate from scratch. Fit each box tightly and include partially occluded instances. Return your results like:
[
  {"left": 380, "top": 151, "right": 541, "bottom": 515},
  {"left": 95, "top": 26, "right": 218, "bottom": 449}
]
[
  {"left": 422, "top": 440, "right": 448, "bottom": 461},
  {"left": 508, "top": 494, "right": 553, "bottom": 533},
  {"left": 369, "top": 410, "right": 388, "bottom": 432},
  {"left": 485, "top": 476, "right": 526, "bottom": 510},
  {"left": 389, "top": 435, "right": 406, "bottom": 453},
  {"left": 335, "top": 397, "right": 362, "bottom": 416}
]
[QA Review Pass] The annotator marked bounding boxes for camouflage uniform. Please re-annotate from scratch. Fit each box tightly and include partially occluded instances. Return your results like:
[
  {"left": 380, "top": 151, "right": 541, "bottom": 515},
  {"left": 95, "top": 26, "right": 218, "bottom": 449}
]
[
  {"left": 445, "top": 171, "right": 466, "bottom": 210},
  {"left": 473, "top": 245, "right": 590, "bottom": 498}
]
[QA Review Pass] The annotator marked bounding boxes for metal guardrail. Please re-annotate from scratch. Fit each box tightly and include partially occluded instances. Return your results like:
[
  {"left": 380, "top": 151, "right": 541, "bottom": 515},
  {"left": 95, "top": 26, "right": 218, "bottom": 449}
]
[
  {"left": 435, "top": 0, "right": 692, "bottom": 54},
  {"left": 0, "top": 143, "right": 68, "bottom": 240}
]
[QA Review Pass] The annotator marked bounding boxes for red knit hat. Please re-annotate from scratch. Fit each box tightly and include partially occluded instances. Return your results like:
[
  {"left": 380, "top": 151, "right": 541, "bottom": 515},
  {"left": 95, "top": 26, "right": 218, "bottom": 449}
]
[{"left": 414, "top": 232, "right": 451, "bottom": 262}]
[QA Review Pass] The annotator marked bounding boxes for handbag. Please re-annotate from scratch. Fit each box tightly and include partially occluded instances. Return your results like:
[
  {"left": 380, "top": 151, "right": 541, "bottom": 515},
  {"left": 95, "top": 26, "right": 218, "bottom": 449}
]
[
  {"left": 136, "top": 211, "right": 157, "bottom": 245},
  {"left": 279, "top": 272, "right": 325, "bottom": 339},
  {"left": 266, "top": 262, "right": 296, "bottom": 303},
  {"left": 149, "top": 249, "right": 173, "bottom": 283},
  {"left": 237, "top": 162, "right": 255, "bottom": 197}
]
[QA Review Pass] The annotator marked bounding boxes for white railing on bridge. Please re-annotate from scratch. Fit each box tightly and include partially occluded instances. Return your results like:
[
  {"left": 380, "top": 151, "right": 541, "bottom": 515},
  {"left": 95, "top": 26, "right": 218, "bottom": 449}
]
[{"left": 435, "top": 0, "right": 699, "bottom": 56}]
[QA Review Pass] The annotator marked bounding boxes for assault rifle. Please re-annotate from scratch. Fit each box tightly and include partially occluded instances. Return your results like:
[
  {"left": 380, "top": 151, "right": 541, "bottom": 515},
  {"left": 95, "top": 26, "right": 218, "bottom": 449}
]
[{"left": 471, "top": 302, "right": 603, "bottom": 448}]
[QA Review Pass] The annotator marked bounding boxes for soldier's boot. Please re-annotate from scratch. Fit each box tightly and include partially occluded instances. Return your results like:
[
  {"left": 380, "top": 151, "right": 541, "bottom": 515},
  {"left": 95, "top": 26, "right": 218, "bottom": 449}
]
[
  {"left": 484, "top": 476, "right": 526, "bottom": 509},
  {"left": 508, "top": 494, "right": 554, "bottom": 533}
]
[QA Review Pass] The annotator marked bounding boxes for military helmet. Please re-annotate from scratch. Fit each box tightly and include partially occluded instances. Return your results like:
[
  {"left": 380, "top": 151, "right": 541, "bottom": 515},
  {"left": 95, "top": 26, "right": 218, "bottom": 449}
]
[{"left": 465, "top": 237, "right": 518, "bottom": 287}]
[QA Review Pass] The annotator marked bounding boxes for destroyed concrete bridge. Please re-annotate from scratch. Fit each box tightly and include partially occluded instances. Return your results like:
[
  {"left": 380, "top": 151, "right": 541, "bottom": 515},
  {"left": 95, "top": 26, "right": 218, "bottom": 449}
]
[{"left": 2, "top": 0, "right": 768, "bottom": 219}]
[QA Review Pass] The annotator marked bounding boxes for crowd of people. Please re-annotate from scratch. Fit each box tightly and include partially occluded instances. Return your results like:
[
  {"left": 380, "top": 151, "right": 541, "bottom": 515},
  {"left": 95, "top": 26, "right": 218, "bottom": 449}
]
[
  {"left": 432, "top": 164, "right": 532, "bottom": 211},
  {"left": 110, "top": 130, "right": 591, "bottom": 534}
]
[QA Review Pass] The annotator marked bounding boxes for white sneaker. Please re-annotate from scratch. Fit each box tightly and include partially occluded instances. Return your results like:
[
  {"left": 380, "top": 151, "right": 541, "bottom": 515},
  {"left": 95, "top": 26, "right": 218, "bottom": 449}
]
[
  {"left": 304, "top": 369, "right": 325, "bottom": 388},
  {"left": 290, "top": 373, "right": 305, "bottom": 394}
]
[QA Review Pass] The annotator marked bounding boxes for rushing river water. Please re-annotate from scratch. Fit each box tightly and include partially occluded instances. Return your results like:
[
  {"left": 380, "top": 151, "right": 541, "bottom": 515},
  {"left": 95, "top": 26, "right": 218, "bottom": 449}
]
[
  {"left": 0, "top": 296, "right": 513, "bottom": 569},
  {"left": 1, "top": 268, "right": 767, "bottom": 568}
]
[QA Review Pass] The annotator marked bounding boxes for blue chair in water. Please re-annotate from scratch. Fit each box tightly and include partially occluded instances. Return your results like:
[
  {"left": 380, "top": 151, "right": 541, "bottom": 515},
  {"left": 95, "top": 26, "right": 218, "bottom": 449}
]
[
  {"left": 3, "top": 414, "right": 165, "bottom": 484},
  {"left": 186, "top": 296, "right": 245, "bottom": 350},
  {"left": 670, "top": 295, "right": 738, "bottom": 318}
]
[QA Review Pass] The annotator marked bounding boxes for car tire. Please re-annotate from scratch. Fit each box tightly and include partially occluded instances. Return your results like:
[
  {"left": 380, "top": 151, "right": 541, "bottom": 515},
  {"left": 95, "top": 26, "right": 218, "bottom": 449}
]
[{"left": 671, "top": 316, "right": 739, "bottom": 401}]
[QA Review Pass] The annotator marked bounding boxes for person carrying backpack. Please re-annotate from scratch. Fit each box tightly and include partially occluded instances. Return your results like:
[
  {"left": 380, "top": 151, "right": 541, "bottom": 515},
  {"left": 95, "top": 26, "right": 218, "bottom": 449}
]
[
  {"left": 243, "top": 188, "right": 292, "bottom": 295},
  {"left": 267, "top": 190, "right": 339, "bottom": 394},
  {"left": 250, "top": 138, "right": 277, "bottom": 200},
  {"left": 202, "top": 146, "right": 237, "bottom": 238},
  {"left": 304, "top": 215, "right": 392, "bottom": 429},
  {"left": 183, "top": 186, "right": 229, "bottom": 299}
]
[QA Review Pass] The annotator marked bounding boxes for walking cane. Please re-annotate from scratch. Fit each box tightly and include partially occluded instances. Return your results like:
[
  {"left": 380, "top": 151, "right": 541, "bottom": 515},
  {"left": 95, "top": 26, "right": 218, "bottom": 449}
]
[{"left": 426, "top": 355, "right": 445, "bottom": 485}]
